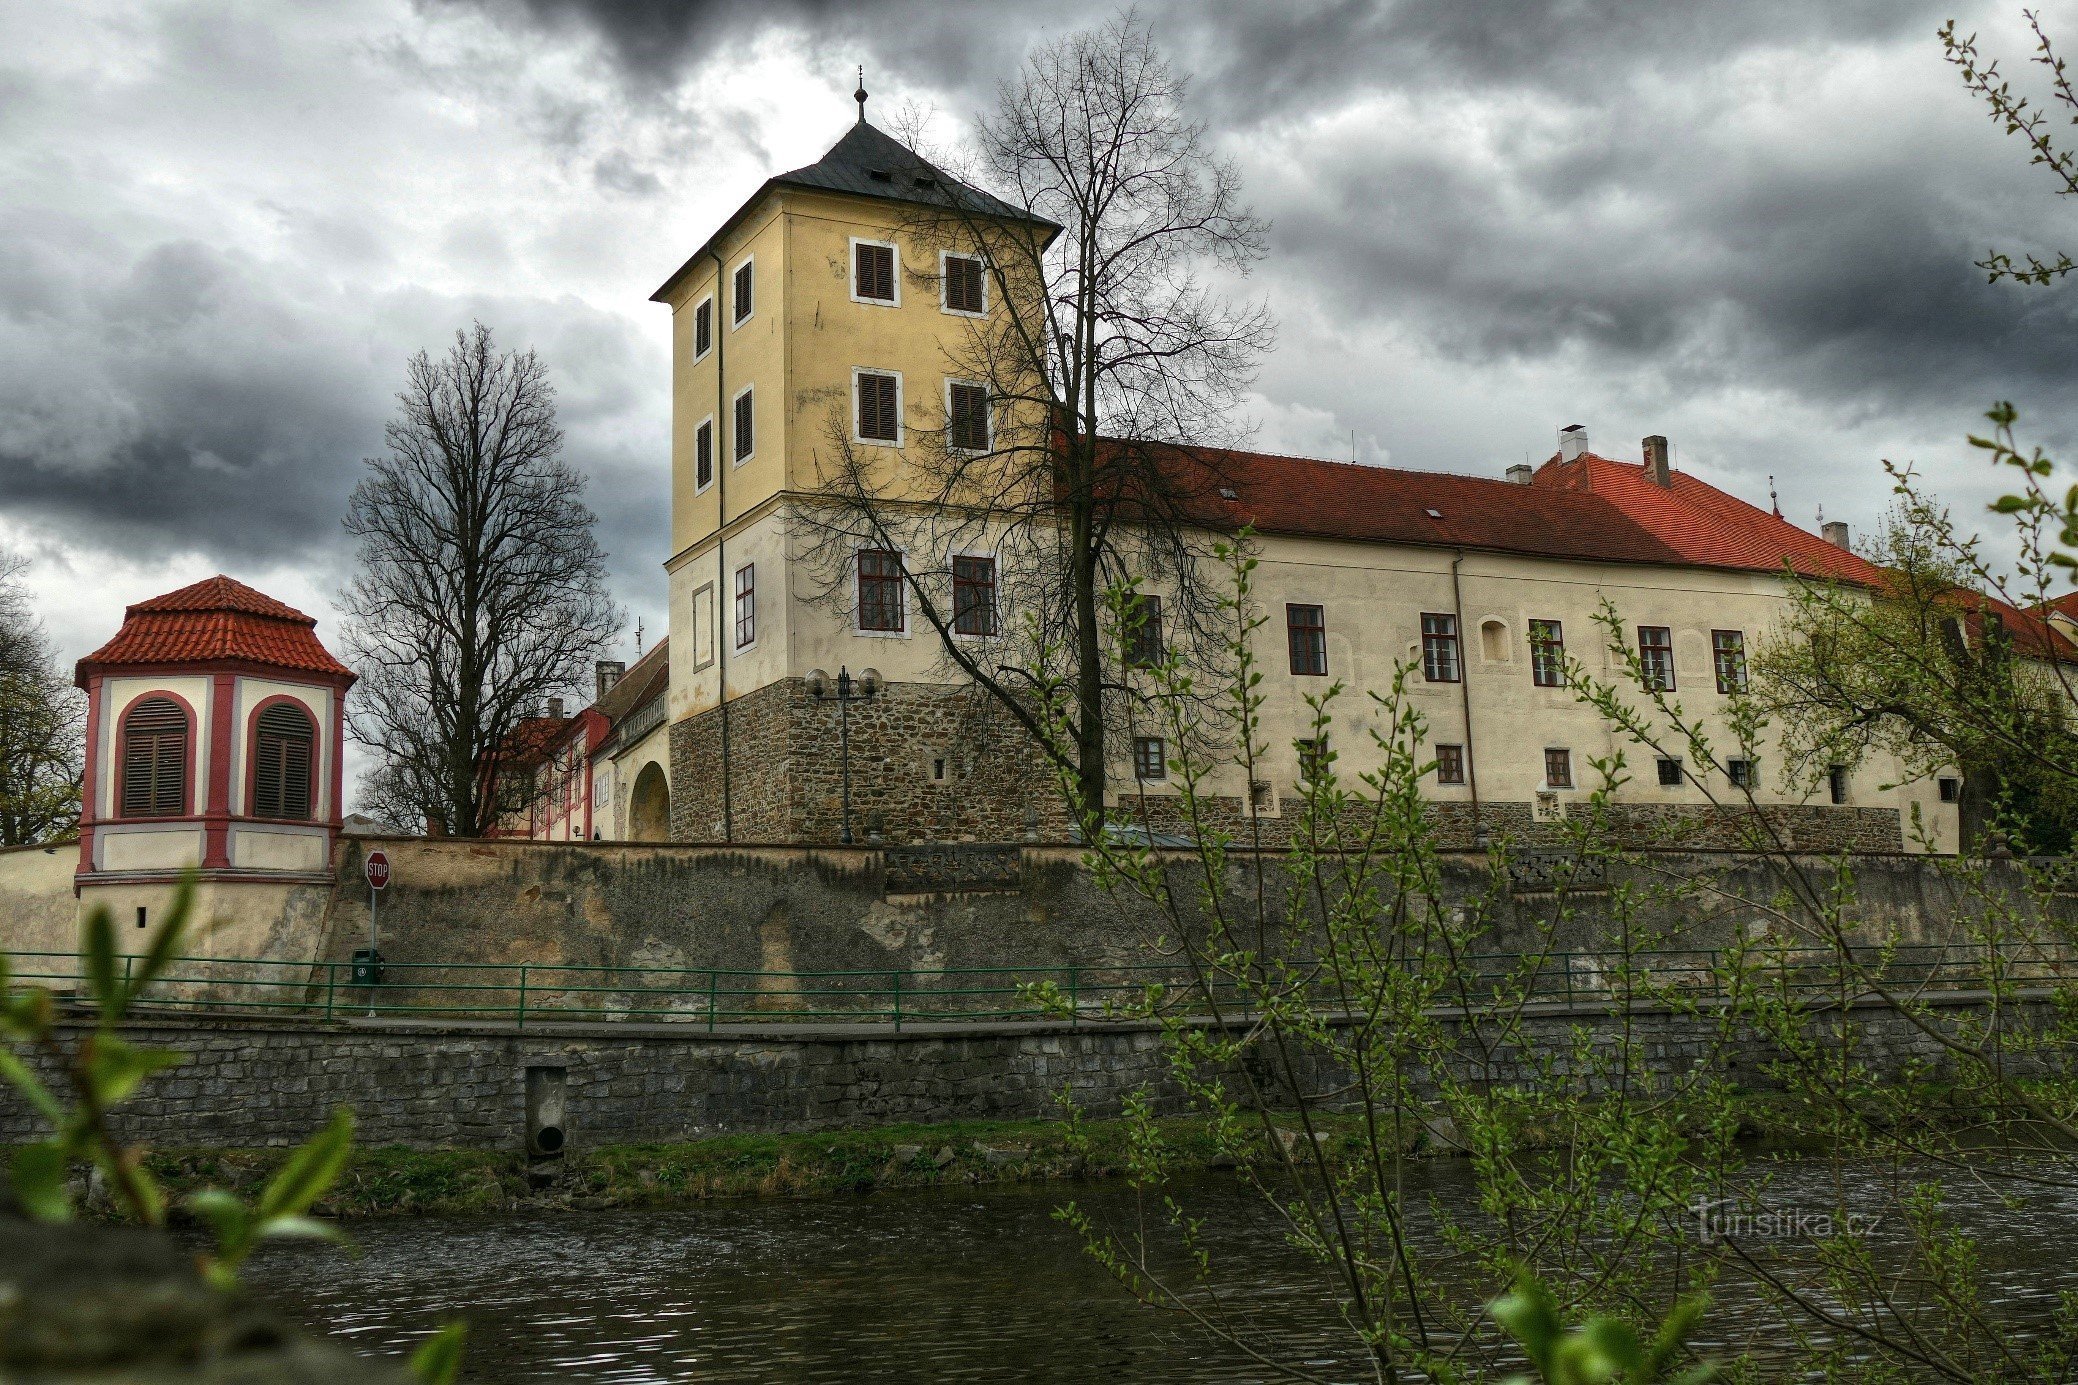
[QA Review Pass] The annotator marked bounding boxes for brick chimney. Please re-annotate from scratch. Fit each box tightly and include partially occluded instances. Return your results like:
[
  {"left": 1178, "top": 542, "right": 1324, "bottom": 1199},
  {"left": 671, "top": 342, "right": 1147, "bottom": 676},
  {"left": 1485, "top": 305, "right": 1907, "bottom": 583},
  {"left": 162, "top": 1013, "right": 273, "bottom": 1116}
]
[
  {"left": 1558, "top": 424, "right": 1589, "bottom": 461},
  {"left": 1642, "top": 435, "right": 1671, "bottom": 487},
  {"left": 1506, "top": 464, "right": 1534, "bottom": 485},
  {"left": 1822, "top": 521, "right": 1850, "bottom": 549},
  {"left": 547, "top": 696, "right": 565, "bottom": 719},
  {"left": 596, "top": 660, "right": 626, "bottom": 701}
]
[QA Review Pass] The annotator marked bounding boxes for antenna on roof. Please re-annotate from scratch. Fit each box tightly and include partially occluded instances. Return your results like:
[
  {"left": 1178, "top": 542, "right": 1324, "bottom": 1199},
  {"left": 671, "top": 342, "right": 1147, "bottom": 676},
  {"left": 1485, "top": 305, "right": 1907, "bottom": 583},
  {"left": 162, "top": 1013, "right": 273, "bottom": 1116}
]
[
  {"left": 854, "top": 66, "right": 868, "bottom": 124},
  {"left": 1816, "top": 502, "right": 1826, "bottom": 527},
  {"left": 635, "top": 617, "right": 645, "bottom": 657},
  {"left": 1768, "top": 475, "right": 1782, "bottom": 520}
]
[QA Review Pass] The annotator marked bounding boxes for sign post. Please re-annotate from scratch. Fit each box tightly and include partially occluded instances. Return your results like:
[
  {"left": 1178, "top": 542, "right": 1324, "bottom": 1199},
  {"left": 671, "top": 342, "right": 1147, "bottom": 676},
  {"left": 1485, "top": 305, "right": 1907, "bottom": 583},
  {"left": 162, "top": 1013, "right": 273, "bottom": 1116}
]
[{"left": 362, "top": 850, "right": 390, "bottom": 1016}]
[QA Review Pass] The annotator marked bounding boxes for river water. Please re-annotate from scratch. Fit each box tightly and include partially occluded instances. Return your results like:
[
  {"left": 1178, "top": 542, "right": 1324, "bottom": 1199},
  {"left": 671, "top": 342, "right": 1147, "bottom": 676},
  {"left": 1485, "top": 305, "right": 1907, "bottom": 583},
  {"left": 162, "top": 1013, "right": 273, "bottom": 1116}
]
[{"left": 249, "top": 1157, "right": 2078, "bottom": 1382}]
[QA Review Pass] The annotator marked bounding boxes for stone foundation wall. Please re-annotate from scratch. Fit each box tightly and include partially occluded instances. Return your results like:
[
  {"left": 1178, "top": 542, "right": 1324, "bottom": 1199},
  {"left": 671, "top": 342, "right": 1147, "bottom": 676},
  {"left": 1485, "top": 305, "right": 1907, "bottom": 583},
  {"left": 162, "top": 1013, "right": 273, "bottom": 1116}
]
[
  {"left": 0, "top": 994, "right": 2053, "bottom": 1151},
  {"left": 663, "top": 679, "right": 1902, "bottom": 852}
]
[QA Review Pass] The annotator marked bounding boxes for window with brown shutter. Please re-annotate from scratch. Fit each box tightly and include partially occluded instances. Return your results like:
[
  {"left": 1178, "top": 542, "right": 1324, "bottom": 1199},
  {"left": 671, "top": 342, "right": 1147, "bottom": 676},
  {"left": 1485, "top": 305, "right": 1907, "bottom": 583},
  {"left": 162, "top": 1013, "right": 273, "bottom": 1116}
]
[
  {"left": 694, "top": 297, "right": 712, "bottom": 357},
  {"left": 251, "top": 702, "right": 315, "bottom": 820},
  {"left": 734, "top": 387, "right": 754, "bottom": 460},
  {"left": 853, "top": 241, "right": 896, "bottom": 302},
  {"left": 695, "top": 418, "right": 713, "bottom": 490},
  {"left": 947, "top": 381, "right": 989, "bottom": 450},
  {"left": 120, "top": 697, "right": 188, "bottom": 817},
  {"left": 856, "top": 371, "right": 900, "bottom": 443},
  {"left": 732, "top": 259, "right": 753, "bottom": 322},
  {"left": 944, "top": 254, "right": 985, "bottom": 313}
]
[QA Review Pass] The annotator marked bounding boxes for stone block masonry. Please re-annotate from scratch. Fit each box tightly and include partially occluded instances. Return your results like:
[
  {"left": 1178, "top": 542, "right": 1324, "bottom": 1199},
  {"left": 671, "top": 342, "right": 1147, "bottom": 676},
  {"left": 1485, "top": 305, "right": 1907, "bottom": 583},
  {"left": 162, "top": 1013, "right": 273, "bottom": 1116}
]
[
  {"left": 0, "top": 994, "right": 2055, "bottom": 1152},
  {"left": 666, "top": 677, "right": 1903, "bottom": 851}
]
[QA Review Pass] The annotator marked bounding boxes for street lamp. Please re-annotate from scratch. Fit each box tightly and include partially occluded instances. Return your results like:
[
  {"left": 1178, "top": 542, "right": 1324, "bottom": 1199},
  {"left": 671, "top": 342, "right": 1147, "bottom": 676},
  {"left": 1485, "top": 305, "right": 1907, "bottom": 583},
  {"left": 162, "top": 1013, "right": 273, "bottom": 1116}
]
[{"left": 809, "top": 666, "right": 878, "bottom": 843}]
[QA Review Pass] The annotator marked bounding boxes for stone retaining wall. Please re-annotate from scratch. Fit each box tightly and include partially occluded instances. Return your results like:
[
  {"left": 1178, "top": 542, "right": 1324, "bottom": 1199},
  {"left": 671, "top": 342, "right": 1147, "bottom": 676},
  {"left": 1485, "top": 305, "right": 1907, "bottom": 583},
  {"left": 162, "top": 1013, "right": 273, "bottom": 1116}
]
[{"left": 0, "top": 994, "right": 2053, "bottom": 1152}]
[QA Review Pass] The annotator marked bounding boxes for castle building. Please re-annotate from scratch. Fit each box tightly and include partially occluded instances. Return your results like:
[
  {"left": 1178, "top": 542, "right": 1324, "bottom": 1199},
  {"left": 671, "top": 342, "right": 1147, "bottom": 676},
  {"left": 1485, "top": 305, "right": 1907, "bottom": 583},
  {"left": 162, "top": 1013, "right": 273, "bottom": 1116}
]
[
  {"left": 648, "top": 111, "right": 1974, "bottom": 853},
  {"left": 71, "top": 576, "right": 355, "bottom": 945}
]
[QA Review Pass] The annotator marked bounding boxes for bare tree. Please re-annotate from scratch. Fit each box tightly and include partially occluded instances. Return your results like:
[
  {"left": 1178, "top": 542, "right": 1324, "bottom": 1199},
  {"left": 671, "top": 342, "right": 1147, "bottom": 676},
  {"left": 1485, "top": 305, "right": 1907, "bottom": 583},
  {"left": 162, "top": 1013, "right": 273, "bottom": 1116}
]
[
  {"left": 341, "top": 324, "right": 621, "bottom": 838},
  {"left": 801, "top": 13, "right": 1273, "bottom": 811},
  {"left": 1944, "top": 11, "right": 2078, "bottom": 284},
  {"left": 0, "top": 552, "right": 83, "bottom": 845}
]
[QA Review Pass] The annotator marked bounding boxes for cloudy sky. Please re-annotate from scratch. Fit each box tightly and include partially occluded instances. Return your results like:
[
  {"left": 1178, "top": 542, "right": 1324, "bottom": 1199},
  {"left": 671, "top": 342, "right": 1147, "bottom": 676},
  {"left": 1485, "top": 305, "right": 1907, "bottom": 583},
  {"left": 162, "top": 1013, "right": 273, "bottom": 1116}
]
[{"left": 7, "top": 1, "right": 2078, "bottom": 725}]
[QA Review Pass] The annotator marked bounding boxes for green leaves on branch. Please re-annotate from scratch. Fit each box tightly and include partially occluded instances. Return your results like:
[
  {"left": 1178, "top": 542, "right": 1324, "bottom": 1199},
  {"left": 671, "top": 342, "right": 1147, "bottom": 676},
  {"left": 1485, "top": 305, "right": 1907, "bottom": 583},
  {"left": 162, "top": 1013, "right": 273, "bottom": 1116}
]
[
  {"left": 186, "top": 1108, "right": 356, "bottom": 1289},
  {"left": 1491, "top": 1272, "right": 1717, "bottom": 1385}
]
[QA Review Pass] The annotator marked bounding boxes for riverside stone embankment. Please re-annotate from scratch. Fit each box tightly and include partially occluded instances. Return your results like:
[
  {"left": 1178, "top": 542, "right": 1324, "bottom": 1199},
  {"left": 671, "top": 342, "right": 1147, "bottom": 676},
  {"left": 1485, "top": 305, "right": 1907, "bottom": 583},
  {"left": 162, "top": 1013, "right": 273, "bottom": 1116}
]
[{"left": 0, "top": 992, "right": 2054, "bottom": 1152}]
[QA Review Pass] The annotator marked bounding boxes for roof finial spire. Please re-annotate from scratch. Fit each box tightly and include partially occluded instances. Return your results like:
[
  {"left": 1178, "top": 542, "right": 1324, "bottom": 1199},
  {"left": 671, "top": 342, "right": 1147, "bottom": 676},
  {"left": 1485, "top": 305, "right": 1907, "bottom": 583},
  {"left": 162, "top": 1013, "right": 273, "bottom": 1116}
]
[
  {"left": 854, "top": 66, "right": 868, "bottom": 124},
  {"left": 1768, "top": 475, "right": 1782, "bottom": 520}
]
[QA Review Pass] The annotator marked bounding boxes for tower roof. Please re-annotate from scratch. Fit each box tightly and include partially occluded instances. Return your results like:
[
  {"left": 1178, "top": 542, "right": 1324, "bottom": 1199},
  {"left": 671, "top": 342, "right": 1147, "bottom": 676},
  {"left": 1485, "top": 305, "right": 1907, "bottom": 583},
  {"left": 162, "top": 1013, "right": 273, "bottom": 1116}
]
[
  {"left": 651, "top": 119, "right": 1058, "bottom": 303},
  {"left": 76, "top": 575, "right": 355, "bottom": 685}
]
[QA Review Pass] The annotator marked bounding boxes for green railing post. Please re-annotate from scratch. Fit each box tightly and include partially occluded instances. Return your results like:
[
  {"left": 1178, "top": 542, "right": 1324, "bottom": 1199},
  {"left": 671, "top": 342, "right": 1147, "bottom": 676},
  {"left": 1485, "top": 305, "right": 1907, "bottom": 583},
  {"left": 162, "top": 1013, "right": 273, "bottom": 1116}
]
[
  {"left": 707, "top": 970, "right": 718, "bottom": 1032},
  {"left": 323, "top": 961, "right": 336, "bottom": 1022},
  {"left": 1069, "top": 965, "right": 1080, "bottom": 1028},
  {"left": 1564, "top": 954, "right": 1575, "bottom": 1007},
  {"left": 517, "top": 965, "right": 528, "bottom": 1029},
  {"left": 892, "top": 969, "right": 903, "bottom": 1032}
]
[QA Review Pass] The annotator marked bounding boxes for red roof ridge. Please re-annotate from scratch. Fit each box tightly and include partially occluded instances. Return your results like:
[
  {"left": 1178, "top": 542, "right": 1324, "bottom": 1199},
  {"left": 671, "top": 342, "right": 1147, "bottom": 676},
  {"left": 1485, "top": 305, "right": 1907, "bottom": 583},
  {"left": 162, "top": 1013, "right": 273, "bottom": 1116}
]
[{"left": 130, "top": 574, "right": 315, "bottom": 625}]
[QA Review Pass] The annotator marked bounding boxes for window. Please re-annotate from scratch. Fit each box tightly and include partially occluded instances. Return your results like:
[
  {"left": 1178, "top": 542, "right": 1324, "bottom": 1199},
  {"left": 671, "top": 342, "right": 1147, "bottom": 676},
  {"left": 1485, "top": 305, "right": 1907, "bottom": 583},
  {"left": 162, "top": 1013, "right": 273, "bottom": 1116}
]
[
  {"left": 852, "top": 239, "right": 897, "bottom": 303},
  {"left": 691, "top": 583, "right": 716, "bottom": 669},
  {"left": 734, "top": 564, "right": 756, "bottom": 648},
  {"left": 1657, "top": 757, "right": 1683, "bottom": 787},
  {"left": 1297, "top": 737, "right": 1330, "bottom": 782},
  {"left": 857, "top": 549, "right": 905, "bottom": 632},
  {"left": 1728, "top": 759, "right": 1757, "bottom": 790},
  {"left": 943, "top": 253, "right": 986, "bottom": 314},
  {"left": 694, "top": 417, "right": 714, "bottom": 492},
  {"left": 947, "top": 381, "right": 990, "bottom": 451},
  {"left": 1713, "top": 630, "right": 1748, "bottom": 694},
  {"left": 1435, "top": 743, "right": 1466, "bottom": 785},
  {"left": 250, "top": 702, "right": 315, "bottom": 820},
  {"left": 1827, "top": 764, "right": 1848, "bottom": 804},
  {"left": 733, "top": 387, "right": 754, "bottom": 462},
  {"left": 1480, "top": 619, "right": 1507, "bottom": 662},
  {"left": 1638, "top": 626, "right": 1674, "bottom": 691},
  {"left": 732, "top": 258, "right": 753, "bottom": 324},
  {"left": 1124, "top": 594, "right": 1163, "bottom": 668},
  {"left": 1939, "top": 776, "right": 1961, "bottom": 803},
  {"left": 693, "top": 297, "right": 713, "bottom": 359},
  {"left": 119, "top": 696, "right": 188, "bottom": 817},
  {"left": 1287, "top": 604, "right": 1327, "bottom": 676},
  {"left": 1543, "top": 748, "right": 1573, "bottom": 789},
  {"left": 855, "top": 371, "right": 901, "bottom": 444},
  {"left": 1530, "top": 619, "right": 1565, "bottom": 687},
  {"left": 1421, "top": 613, "right": 1460, "bottom": 682},
  {"left": 1133, "top": 735, "right": 1166, "bottom": 782},
  {"left": 952, "top": 554, "right": 998, "bottom": 636}
]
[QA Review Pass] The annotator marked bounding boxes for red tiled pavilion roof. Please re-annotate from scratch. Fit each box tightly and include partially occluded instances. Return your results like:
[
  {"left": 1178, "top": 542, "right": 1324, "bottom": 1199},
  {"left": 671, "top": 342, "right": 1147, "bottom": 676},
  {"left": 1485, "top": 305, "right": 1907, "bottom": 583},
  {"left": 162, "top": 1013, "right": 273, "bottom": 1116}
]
[{"left": 76, "top": 575, "right": 354, "bottom": 684}]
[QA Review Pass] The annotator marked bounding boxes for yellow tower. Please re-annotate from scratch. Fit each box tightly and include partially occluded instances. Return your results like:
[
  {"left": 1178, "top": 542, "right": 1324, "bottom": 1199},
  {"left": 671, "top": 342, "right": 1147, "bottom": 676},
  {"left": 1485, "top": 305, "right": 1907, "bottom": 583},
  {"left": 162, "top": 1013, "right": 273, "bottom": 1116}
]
[{"left": 649, "top": 99, "right": 1055, "bottom": 841}]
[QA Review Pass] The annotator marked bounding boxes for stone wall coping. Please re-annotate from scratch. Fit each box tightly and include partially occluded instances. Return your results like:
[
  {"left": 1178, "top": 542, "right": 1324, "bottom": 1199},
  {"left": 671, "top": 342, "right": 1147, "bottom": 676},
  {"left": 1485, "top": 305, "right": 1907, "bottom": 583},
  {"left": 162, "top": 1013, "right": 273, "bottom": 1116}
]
[{"left": 49, "top": 985, "right": 2048, "bottom": 1046}]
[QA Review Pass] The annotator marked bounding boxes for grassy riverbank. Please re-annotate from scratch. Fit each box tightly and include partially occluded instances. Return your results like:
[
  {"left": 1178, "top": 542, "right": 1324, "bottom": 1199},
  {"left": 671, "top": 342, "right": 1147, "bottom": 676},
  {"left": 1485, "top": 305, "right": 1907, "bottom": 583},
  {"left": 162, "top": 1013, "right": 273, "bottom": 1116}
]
[
  {"left": 131, "top": 1085, "right": 2013, "bottom": 1220},
  {"left": 143, "top": 1115, "right": 1273, "bottom": 1219}
]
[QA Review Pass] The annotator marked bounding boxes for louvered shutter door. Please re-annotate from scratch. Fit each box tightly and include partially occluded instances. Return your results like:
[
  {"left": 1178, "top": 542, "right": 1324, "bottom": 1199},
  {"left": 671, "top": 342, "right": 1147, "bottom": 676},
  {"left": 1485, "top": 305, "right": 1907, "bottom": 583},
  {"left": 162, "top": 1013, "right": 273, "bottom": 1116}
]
[
  {"left": 856, "top": 243, "right": 893, "bottom": 300},
  {"left": 950, "top": 384, "right": 988, "bottom": 450},
  {"left": 253, "top": 703, "right": 315, "bottom": 819},
  {"left": 859, "top": 374, "right": 897, "bottom": 441},
  {"left": 121, "top": 698, "right": 188, "bottom": 817},
  {"left": 947, "top": 256, "right": 983, "bottom": 312}
]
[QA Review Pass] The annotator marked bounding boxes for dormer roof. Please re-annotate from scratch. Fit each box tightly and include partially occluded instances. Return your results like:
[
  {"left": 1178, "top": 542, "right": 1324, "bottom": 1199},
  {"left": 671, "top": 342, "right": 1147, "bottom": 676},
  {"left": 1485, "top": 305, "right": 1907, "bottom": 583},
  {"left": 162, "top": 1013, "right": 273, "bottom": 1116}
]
[
  {"left": 650, "top": 119, "right": 1058, "bottom": 303},
  {"left": 76, "top": 575, "right": 355, "bottom": 686}
]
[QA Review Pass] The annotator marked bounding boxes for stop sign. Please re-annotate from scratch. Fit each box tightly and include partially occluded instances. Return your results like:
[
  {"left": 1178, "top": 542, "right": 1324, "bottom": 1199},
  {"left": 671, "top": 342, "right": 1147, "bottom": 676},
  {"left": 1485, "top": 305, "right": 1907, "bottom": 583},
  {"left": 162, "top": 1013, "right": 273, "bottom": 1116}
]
[{"left": 363, "top": 850, "right": 391, "bottom": 891}]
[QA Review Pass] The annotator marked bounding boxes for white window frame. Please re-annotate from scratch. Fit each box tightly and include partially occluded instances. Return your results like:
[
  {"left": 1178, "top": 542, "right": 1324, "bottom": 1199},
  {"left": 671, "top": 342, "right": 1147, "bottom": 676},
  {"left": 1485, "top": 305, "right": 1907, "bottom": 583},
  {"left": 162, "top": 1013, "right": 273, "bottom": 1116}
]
[
  {"left": 733, "top": 563, "right": 758, "bottom": 652},
  {"left": 851, "top": 367, "right": 905, "bottom": 448},
  {"left": 692, "top": 294, "right": 714, "bottom": 362},
  {"left": 849, "top": 236, "right": 901, "bottom": 308},
  {"left": 852, "top": 543, "right": 910, "bottom": 638},
  {"left": 730, "top": 255, "right": 755, "bottom": 328},
  {"left": 947, "top": 546, "right": 1000, "bottom": 641},
  {"left": 731, "top": 384, "right": 755, "bottom": 466},
  {"left": 943, "top": 377, "right": 992, "bottom": 454},
  {"left": 693, "top": 413, "right": 716, "bottom": 494},
  {"left": 940, "top": 249, "right": 988, "bottom": 317}
]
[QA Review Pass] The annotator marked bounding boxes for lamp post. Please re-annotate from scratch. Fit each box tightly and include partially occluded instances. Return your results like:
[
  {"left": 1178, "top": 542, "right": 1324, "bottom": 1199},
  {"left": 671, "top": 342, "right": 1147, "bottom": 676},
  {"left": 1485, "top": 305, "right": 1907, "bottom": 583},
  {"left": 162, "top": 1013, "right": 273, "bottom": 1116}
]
[{"left": 810, "top": 666, "right": 877, "bottom": 844}]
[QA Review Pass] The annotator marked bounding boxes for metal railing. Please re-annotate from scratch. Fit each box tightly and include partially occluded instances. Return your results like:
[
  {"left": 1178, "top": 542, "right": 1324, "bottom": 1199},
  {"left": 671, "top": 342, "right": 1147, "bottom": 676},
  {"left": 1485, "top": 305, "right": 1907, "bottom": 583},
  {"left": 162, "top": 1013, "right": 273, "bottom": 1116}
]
[{"left": 6, "top": 942, "right": 2077, "bottom": 1031}]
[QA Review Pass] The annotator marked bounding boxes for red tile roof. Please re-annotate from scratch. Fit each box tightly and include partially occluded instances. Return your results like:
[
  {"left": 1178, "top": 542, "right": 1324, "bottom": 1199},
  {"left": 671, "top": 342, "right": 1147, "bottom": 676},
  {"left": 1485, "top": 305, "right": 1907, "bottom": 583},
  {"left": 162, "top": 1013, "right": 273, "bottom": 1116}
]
[
  {"left": 76, "top": 575, "right": 354, "bottom": 684},
  {"left": 1165, "top": 442, "right": 1882, "bottom": 581}
]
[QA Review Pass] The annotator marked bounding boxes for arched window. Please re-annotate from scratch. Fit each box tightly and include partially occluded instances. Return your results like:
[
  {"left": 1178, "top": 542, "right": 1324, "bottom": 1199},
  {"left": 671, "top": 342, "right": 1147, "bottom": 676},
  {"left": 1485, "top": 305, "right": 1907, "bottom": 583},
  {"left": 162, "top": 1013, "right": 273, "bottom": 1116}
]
[
  {"left": 250, "top": 702, "right": 315, "bottom": 820},
  {"left": 120, "top": 697, "right": 189, "bottom": 817}
]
